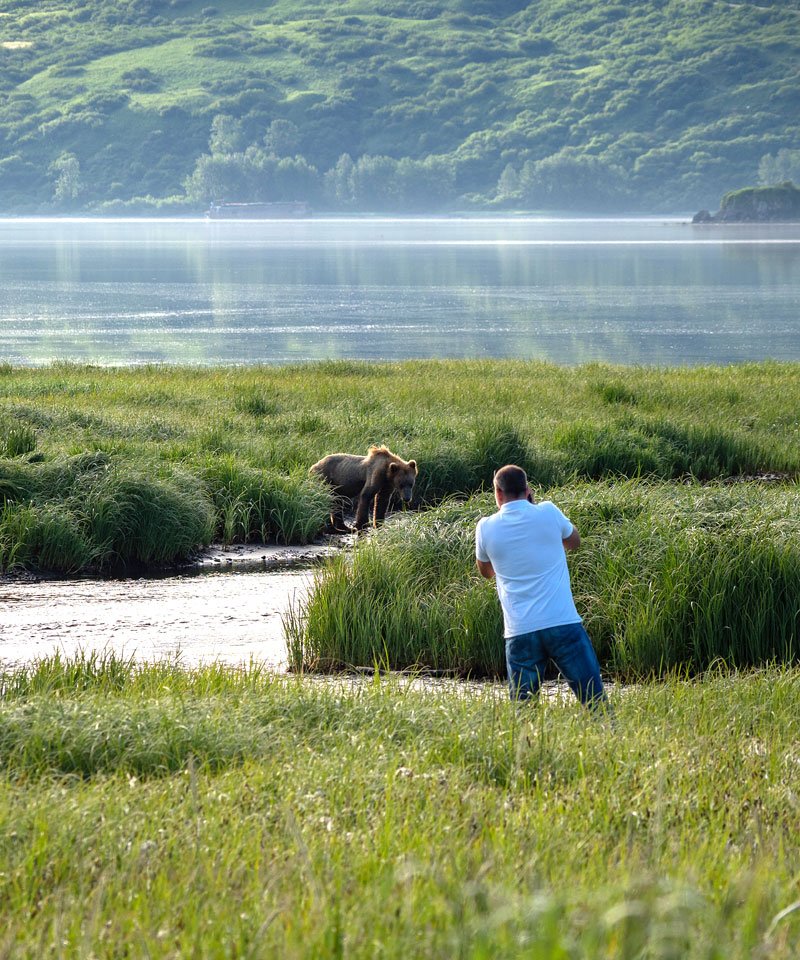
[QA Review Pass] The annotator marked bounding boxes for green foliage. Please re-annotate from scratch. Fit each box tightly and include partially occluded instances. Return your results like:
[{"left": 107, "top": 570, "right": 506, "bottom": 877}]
[
  {"left": 0, "top": 0, "right": 798, "bottom": 211},
  {"left": 48, "top": 151, "right": 82, "bottom": 206},
  {"left": 0, "top": 419, "right": 36, "bottom": 458},
  {"left": 759, "top": 149, "right": 800, "bottom": 186},
  {"left": 73, "top": 466, "right": 215, "bottom": 566},
  {"left": 0, "top": 454, "right": 215, "bottom": 571},
  {"left": 203, "top": 456, "right": 331, "bottom": 544},
  {"left": 554, "top": 417, "right": 771, "bottom": 480},
  {"left": 0, "top": 502, "right": 94, "bottom": 572},
  {"left": 718, "top": 181, "right": 800, "bottom": 221}
]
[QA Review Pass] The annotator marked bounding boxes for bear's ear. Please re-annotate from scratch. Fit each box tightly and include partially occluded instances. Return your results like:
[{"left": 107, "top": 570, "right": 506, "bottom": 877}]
[
  {"left": 408, "top": 460, "right": 417, "bottom": 473},
  {"left": 388, "top": 462, "right": 399, "bottom": 474}
]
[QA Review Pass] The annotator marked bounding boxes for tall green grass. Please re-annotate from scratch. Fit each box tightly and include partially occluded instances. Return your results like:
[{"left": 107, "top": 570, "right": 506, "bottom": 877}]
[
  {"left": 0, "top": 416, "right": 36, "bottom": 458},
  {"left": 0, "top": 451, "right": 329, "bottom": 570},
  {"left": 0, "top": 361, "right": 798, "bottom": 571},
  {"left": 1, "top": 655, "right": 800, "bottom": 957},
  {"left": 0, "top": 454, "right": 215, "bottom": 571},
  {"left": 286, "top": 497, "right": 503, "bottom": 675},
  {"left": 203, "top": 456, "right": 330, "bottom": 545},
  {"left": 288, "top": 481, "right": 800, "bottom": 679}
]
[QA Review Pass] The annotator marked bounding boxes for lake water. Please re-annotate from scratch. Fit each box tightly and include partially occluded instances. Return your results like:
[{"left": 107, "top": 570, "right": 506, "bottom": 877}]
[{"left": 1, "top": 217, "right": 798, "bottom": 366}]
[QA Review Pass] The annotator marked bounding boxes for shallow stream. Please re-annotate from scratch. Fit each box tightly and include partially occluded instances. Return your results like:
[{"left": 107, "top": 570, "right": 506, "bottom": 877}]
[{"left": 0, "top": 543, "right": 336, "bottom": 671}]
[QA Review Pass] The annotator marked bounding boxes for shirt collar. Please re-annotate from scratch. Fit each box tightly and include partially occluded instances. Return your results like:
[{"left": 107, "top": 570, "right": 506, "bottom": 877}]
[{"left": 499, "top": 498, "right": 530, "bottom": 513}]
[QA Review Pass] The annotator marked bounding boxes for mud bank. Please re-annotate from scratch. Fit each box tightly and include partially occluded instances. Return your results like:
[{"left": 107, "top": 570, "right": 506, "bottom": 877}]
[{"left": 0, "top": 541, "right": 344, "bottom": 670}]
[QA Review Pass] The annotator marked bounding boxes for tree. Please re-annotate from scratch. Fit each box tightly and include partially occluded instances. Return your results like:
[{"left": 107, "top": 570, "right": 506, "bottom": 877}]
[
  {"left": 183, "top": 148, "right": 320, "bottom": 204},
  {"left": 351, "top": 155, "right": 399, "bottom": 210},
  {"left": 263, "top": 119, "right": 300, "bottom": 157},
  {"left": 208, "top": 114, "right": 245, "bottom": 155},
  {"left": 393, "top": 156, "right": 456, "bottom": 210},
  {"left": 758, "top": 149, "right": 800, "bottom": 187},
  {"left": 324, "top": 154, "right": 356, "bottom": 208},
  {"left": 519, "top": 153, "right": 628, "bottom": 211},
  {"left": 49, "top": 152, "right": 81, "bottom": 205},
  {"left": 184, "top": 152, "right": 250, "bottom": 203},
  {"left": 496, "top": 163, "right": 521, "bottom": 200}
]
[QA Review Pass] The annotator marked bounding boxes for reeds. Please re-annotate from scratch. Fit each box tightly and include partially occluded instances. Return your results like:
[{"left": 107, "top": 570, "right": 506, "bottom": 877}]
[
  {"left": 203, "top": 456, "right": 331, "bottom": 545},
  {"left": 289, "top": 481, "right": 800, "bottom": 679}
]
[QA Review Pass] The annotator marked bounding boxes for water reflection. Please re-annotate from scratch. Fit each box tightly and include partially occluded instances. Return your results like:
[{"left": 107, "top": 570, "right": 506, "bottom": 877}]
[{"left": 0, "top": 218, "right": 798, "bottom": 366}]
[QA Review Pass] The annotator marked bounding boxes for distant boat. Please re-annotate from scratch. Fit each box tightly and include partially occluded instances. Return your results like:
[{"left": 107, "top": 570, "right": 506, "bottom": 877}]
[{"left": 206, "top": 200, "right": 312, "bottom": 219}]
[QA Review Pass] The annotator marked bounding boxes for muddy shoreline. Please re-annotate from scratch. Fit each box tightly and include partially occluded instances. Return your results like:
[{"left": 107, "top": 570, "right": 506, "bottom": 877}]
[{"left": 0, "top": 537, "right": 349, "bottom": 584}]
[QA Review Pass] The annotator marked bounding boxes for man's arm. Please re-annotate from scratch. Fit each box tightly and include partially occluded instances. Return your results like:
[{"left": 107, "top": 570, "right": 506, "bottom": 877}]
[
  {"left": 476, "top": 558, "right": 495, "bottom": 579},
  {"left": 562, "top": 526, "right": 581, "bottom": 551}
]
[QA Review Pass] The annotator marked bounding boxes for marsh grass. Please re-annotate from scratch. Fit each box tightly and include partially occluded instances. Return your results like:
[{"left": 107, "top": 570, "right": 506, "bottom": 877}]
[
  {"left": 286, "top": 497, "right": 503, "bottom": 675},
  {"left": 289, "top": 481, "right": 800, "bottom": 679},
  {"left": 203, "top": 456, "right": 331, "bottom": 545},
  {"left": 0, "top": 454, "right": 215, "bottom": 571},
  {"left": 0, "top": 361, "right": 798, "bottom": 571},
  {"left": 0, "top": 417, "right": 36, "bottom": 458},
  {"left": 1, "top": 655, "right": 800, "bottom": 957},
  {"left": 553, "top": 416, "right": 771, "bottom": 480}
]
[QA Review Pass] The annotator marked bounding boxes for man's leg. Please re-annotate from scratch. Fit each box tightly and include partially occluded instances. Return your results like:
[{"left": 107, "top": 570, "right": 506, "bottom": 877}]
[
  {"left": 542, "top": 622, "right": 607, "bottom": 709},
  {"left": 505, "top": 631, "right": 548, "bottom": 701}
]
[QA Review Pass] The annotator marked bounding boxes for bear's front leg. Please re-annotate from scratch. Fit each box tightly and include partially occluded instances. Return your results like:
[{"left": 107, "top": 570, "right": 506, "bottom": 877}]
[
  {"left": 373, "top": 490, "right": 391, "bottom": 526},
  {"left": 354, "top": 487, "right": 377, "bottom": 530}
]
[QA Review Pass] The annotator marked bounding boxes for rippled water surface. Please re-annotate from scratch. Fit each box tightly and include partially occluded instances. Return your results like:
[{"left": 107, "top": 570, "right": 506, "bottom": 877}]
[
  {"left": 0, "top": 567, "right": 311, "bottom": 670},
  {"left": 1, "top": 217, "right": 798, "bottom": 365}
]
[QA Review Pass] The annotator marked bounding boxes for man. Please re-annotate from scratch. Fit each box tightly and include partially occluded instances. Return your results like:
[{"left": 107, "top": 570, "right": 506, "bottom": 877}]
[{"left": 476, "top": 464, "right": 607, "bottom": 707}]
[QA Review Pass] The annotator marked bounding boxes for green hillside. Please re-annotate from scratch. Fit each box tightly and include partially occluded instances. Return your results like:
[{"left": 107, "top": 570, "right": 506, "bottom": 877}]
[{"left": 1, "top": 0, "right": 799, "bottom": 213}]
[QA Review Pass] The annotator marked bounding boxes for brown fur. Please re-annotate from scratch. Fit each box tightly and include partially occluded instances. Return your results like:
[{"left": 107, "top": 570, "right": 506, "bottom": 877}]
[{"left": 309, "top": 445, "right": 418, "bottom": 531}]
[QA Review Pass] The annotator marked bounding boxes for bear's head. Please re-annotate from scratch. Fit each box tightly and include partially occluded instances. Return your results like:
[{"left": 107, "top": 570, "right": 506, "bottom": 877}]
[{"left": 389, "top": 459, "right": 418, "bottom": 502}]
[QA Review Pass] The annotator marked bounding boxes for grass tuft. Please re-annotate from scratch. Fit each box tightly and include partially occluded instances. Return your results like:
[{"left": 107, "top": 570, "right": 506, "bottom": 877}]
[
  {"left": 203, "top": 456, "right": 332, "bottom": 545},
  {"left": 0, "top": 419, "right": 36, "bottom": 457}
]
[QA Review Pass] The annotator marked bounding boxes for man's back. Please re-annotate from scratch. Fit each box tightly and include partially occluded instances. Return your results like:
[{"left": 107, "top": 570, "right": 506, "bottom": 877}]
[{"left": 475, "top": 499, "right": 580, "bottom": 637}]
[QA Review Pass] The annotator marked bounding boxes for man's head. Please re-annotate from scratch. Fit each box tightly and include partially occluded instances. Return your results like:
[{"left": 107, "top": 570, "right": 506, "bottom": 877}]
[{"left": 493, "top": 464, "right": 531, "bottom": 506}]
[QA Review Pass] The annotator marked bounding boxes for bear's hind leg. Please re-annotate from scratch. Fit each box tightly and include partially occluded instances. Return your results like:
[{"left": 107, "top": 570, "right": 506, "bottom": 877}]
[{"left": 329, "top": 508, "right": 349, "bottom": 533}]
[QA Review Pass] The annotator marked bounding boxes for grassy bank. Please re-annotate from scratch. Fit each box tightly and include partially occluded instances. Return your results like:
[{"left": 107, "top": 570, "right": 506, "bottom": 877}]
[
  {"left": 0, "top": 655, "right": 799, "bottom": 957},
  {"left": 1, "top": 360, "right": 798, "bottom": 572},
  {"left": 288, "top": 481, "right": 800, "bottom": 679}
]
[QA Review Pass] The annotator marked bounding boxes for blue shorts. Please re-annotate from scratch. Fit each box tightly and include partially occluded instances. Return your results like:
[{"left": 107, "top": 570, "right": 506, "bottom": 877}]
[{"left": 505, "top": 621, "right": 606, "bottom": 707}]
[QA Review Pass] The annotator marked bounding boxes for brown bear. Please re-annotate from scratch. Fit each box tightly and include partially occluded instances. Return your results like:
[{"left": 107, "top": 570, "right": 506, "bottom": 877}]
[{"left": 310, "top": 445, "right": 418, "bottom": 531}]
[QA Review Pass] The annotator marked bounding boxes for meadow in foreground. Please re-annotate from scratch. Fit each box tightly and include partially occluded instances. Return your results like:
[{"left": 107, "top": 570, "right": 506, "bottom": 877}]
[
  {"left": 0, "top": 655, "right": 798, "bottom": 958},
  {"left": 0, "top": 360, "right": 798, "bottom": 572}
]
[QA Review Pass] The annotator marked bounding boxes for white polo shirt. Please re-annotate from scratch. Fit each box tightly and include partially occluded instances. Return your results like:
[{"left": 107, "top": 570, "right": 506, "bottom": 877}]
[{"left": 475, "top": 499, "right": 581, "bottom": 638}]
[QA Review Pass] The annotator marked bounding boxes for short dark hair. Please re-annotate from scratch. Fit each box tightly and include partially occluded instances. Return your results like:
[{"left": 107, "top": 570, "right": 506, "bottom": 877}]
[{"left": 493, "top": 464, "right": 528, "bottom": 496}]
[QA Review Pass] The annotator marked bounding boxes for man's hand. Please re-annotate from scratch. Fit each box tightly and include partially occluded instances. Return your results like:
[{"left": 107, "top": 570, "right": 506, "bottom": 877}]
[
  {"left": 476, "top": 558, "right": 495, "bottom": 580},
  {"left": 562, "top": 527, "right": 581, "bottom": 551}
]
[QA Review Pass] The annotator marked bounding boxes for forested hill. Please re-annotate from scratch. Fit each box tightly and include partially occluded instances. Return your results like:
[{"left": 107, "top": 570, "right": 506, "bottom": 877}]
[{"left": 1, "top": 0, "right": 799, "bottom": 214}]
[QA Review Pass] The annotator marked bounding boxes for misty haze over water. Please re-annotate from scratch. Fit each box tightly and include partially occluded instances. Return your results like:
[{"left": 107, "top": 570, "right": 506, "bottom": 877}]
[{"left": 0, "top": 217, "right": 798, "bottom": 367}]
